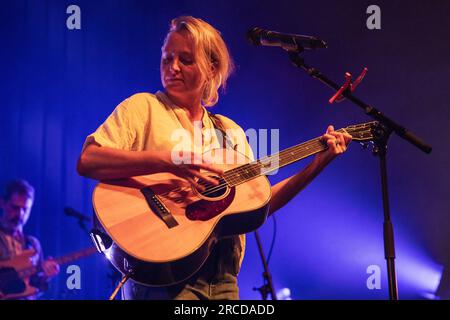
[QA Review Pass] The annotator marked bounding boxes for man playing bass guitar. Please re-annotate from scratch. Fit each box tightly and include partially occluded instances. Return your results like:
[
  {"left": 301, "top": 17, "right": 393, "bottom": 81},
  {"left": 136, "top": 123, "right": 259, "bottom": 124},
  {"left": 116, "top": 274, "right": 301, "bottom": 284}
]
[{"left": 0, "top": 180, "right": 60, "bottom": 299}]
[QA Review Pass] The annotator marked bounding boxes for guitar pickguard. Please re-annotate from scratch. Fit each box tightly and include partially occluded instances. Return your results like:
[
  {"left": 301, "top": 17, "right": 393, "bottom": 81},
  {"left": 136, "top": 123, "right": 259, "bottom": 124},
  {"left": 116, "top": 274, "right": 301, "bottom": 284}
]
[{"left": 185, "top": 187, "right": 236, "bottom": 221}]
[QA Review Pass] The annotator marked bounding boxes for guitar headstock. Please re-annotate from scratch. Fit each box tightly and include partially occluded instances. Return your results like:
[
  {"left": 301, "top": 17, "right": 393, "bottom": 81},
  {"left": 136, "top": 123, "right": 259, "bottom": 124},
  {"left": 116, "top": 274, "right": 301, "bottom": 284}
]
[{"left": 343, "top": 121, "right": 379, "bottom": 142}]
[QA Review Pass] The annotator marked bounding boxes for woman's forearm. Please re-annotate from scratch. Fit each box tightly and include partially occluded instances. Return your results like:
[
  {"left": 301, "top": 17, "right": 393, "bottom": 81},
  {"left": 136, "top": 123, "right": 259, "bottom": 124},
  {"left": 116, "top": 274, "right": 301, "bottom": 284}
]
[
  {"left": 268, "top": 156, "right": 332, "bottom": 215},
  {"left": 77, "top": 144, "right": 170, "bottom": 180}
]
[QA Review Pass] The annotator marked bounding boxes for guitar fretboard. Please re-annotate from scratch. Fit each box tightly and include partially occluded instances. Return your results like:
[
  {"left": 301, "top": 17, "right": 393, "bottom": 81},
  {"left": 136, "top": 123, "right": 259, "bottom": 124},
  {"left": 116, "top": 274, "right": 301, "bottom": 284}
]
[
  {"left": 223, "top": 130, "right": 343, "bottom": 186},
  {"left": 18, "top": 247, "right": 97, "bottom": 279}
]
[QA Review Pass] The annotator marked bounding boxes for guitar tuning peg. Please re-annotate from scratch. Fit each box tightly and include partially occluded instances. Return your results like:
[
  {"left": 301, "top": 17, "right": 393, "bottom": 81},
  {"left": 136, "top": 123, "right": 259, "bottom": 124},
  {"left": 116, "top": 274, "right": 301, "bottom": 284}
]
[
  {"left": 359, "top": 142, "right": 368, "bottom": 150},
  {"left": 371, "top": 142, "right": 382, "bottom": 156},
  {"left": 360, "top": 141, "right": 377, "bottom": 154}
]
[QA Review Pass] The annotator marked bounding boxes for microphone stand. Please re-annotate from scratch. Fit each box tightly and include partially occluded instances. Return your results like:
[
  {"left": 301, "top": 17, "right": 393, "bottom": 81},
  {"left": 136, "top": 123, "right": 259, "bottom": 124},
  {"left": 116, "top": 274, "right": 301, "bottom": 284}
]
[
  {"left": 77, "top": 219, "right": 89, "bottom": 235},
  {"left": 253, "top": 230, "right": 277, "bottom": 300},
  {"left": 65, "top": 208, "right": 121, "bottom": 297},
  {"left": 286, "top": 50, "right": 432, "bottom": 300},
  {"left": 64, "top": 208, "right": 91, "bottom": 235}
]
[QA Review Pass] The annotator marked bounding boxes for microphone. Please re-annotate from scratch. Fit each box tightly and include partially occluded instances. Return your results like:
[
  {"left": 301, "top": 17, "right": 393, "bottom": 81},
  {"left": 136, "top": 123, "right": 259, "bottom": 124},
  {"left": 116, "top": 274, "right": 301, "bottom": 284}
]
[
  {"left": 64, "top": 207, "right": 91, "bottom": 222},
  {"left": 247, "top": 27, "right": 327, "bottom": 51}
]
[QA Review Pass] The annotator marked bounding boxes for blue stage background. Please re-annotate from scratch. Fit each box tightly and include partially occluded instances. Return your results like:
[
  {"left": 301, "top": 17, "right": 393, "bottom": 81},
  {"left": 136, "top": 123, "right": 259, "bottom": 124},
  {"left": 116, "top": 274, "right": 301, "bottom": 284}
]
[{"left": 0, "top": 0, "right": 449, "bottom": 299}]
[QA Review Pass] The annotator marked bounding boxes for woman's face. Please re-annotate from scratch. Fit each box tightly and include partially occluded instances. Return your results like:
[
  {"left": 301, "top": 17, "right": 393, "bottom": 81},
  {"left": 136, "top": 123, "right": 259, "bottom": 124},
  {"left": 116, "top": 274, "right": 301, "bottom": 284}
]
[{"left": 160, "top": 30, "right": 206, "bottom": 105}]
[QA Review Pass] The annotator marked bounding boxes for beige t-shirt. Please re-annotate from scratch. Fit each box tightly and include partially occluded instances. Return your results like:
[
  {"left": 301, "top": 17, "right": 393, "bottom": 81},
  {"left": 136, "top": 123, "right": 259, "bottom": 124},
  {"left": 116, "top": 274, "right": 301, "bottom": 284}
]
[{"left": 83, "top": 91, "right": 254, "bottom": 268}]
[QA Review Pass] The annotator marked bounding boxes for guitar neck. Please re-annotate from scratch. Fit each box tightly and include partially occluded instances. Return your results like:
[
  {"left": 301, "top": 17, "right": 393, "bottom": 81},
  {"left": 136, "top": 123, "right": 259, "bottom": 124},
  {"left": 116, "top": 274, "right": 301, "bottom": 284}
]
[
  {"left": 19, "top": 247, "right": 97, "bottom": 279},
  {"left": 53, "top": 247, "right": 97, "bottom": 266},
  {"left": 223, "top": 129, "right": 345, "bottom": 186}
]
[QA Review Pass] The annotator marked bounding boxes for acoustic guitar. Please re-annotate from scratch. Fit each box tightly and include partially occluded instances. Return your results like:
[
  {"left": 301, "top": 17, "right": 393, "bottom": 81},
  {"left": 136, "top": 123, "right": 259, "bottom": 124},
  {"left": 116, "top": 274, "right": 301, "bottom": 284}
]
[
  {"left": 0, "top": 247, "right": 97, "bottom": 299},
  {"left": 91, "top": 121, "right": 378, "bottom": 286}
]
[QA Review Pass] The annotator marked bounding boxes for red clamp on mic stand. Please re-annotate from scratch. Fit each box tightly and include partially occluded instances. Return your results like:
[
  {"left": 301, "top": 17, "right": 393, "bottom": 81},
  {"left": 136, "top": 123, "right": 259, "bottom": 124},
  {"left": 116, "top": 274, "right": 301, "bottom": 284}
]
[{"left": 329, "top": 68, "right": 368, "bottom": 104}]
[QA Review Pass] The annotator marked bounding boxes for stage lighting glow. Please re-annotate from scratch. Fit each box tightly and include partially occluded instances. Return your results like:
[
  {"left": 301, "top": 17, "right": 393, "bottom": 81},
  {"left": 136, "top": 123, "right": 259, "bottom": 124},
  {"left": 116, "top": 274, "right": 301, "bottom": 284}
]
[
  {"left": 396, "top": 254, "right": 443, "bottom": 297},
  {"left": 276, "top": 287, "right": 292, "bottom": 300}
]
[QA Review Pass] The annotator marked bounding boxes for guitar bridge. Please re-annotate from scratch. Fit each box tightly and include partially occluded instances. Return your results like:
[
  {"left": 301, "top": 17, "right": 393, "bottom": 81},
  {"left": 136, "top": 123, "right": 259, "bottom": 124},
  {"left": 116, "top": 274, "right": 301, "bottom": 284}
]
[{"left": 140, "top": 187, "right": 178, "bottom": 229}]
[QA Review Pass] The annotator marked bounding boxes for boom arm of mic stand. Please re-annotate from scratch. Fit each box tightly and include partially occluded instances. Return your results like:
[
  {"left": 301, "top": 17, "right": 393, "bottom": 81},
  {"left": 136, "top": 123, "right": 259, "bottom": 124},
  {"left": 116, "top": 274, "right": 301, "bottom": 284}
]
[
  {"left": 287, "top": 51, "right": 432, "bottom": 154},
  {"left": 285, "top": 51, "right": 434, "bottom": 300}
]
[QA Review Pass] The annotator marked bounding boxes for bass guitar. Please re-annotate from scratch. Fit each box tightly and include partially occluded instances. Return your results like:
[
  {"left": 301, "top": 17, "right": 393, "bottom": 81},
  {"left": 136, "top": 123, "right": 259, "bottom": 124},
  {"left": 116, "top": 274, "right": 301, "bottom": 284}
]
[{"left": 0, "top": 247, "right": 97, "bottom": 299}]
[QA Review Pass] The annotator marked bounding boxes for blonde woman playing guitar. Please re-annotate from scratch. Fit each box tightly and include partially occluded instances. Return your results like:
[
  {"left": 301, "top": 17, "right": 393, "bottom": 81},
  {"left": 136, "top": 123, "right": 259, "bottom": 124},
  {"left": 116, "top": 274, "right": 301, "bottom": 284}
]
[{"left": 77, "top": 16, "right": 352, "bottom": 300}]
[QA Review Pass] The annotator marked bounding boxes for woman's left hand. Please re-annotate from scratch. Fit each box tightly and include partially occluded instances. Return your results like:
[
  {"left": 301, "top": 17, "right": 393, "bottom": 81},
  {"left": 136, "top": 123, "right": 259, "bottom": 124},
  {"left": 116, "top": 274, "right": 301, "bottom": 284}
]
[{"left": 315, "top": 125, "right": 352, "bottom": 164}]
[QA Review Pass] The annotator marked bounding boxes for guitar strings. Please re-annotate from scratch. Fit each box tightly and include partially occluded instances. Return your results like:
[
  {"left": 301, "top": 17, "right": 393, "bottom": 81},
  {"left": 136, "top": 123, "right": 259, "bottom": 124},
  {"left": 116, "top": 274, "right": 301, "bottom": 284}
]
[
  {"left": 160, "top": 129, "right": 356, "bottom": 195},
  {"left": 157, "top": 126, "right": 371, "bottom": 198},
  {"left": 201, "top": 140, "right": 324, "bottom": 195},
  {"left": 199, "top": 127, "right": 372, "bottom": 197},
  {"left": 223, "top": 126, "right": 373, "bottom": 184},
  {"left": 200, "top": 137, "right": 330, "bottom": 196}
]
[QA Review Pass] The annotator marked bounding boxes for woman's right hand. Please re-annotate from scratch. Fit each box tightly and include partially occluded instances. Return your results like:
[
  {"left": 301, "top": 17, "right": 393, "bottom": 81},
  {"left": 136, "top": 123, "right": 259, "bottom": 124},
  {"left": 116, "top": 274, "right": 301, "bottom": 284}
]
[{"left": 161, "top": 151, "right": 224, "bottom": 192}]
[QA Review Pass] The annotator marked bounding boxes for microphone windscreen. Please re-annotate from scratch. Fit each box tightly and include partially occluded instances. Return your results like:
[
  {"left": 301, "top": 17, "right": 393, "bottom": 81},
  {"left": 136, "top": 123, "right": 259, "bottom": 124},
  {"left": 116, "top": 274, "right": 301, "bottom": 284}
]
[{"left": 246, "top": 27, "right": 264, "bottom": 46}]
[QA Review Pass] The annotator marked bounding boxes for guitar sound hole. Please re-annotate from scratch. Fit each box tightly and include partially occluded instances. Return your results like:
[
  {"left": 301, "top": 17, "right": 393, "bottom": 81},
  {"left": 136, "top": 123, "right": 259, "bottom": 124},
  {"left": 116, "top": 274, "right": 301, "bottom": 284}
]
[{"left": 197, "top": 176, "right": 228, "bottom": 198}]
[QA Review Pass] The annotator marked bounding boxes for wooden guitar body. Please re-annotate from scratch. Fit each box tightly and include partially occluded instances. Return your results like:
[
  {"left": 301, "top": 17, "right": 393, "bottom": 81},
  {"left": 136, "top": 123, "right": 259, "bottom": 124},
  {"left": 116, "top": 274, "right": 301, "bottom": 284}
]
[
  {"left": 0, "top": 250, "right": 38, "bottom": 299},
  {"left": 92, "top": 148, "right": 271, "bottom": 286},
  {"left": 91, "top": 122, "right": 377, "bottom": 286}
]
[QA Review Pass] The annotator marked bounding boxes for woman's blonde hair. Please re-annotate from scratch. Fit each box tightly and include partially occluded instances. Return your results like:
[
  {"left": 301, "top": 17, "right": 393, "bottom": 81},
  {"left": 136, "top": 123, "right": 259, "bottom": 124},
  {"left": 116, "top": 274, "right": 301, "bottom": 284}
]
[{"left": 166, "top": 16, "right": 234, "bottom": 107}]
